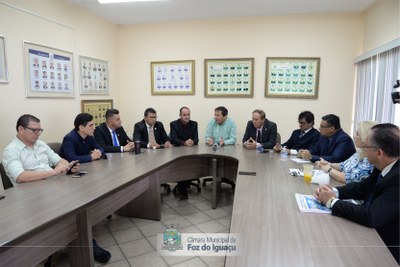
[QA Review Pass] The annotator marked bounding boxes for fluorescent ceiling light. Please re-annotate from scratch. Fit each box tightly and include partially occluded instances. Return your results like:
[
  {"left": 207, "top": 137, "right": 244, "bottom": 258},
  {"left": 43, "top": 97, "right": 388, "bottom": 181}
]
[{"left": 98, "top": 0, "right": 168, "bottom": 3}]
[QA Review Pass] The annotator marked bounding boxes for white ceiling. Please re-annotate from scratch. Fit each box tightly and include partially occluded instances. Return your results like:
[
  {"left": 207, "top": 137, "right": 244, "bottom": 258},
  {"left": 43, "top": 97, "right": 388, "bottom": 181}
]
[{"left": 67, "top": 0, "right": 377, "bottom": 25}]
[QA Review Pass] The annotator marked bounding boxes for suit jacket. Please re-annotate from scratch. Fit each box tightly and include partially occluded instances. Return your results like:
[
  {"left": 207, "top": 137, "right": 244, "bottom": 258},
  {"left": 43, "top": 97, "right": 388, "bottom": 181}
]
[
  {"left": 59, "top": 130, "right": 104, "bottom": 163},
  {"left": 333, "top": 160, "right": 399, "bottom": 263},
  {"left": 309, "top": 128, "right": 355, "bottom": 162},
  {"left": 94, "top": 123, "right": 132, "bottom": 153},
  {"left": 169, "top": 119, "right": 199, "bottom": 146},
  {"left": 242, "top": 119, "right": 277, "bottom": 149},
  {"left": 281, "top": 128, "right": 320, "bottom": 151},
  {"left": 133, "top": 120, "right": 170, "bottom": 148}
]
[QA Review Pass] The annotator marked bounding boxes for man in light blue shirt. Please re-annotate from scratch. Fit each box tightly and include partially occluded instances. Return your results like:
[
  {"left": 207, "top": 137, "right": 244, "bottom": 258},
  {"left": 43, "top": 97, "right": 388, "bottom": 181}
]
[{"left": 205, "top": 106, "right": 237, "bottom": 146}]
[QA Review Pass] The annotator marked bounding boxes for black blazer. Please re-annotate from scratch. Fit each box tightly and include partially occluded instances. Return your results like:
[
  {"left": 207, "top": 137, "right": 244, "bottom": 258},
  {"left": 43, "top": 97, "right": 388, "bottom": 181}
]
[
  {"left": 242, "top": 119, "right": 277, "bottom": 149},
  {"left": 169, "top": 119, "right": 199, "bottom": 146},
  {"left": 133, "top": 120, "right": 170, "bottom": 148},
  {"left": 281, "top": 128, "right": 320, "bottom": 151},
  {"left": 94, "top": 123, "right": 132, "bottom": 153},
  {"left": 333, "top": 160, "right": 399, "bottom": 263}
]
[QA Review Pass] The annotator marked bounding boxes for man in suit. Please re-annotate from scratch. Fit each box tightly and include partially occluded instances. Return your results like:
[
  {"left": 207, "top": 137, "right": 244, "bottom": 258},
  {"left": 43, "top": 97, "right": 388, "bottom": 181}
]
[
  {"left": 298, "top": 114, "right": 355, "bottom": 162},
  {"left": 170, "top": 106, "right": 199, "bottom": 199},
  {"left": 133, "top": 107, "right": 172, "bottom": 149},
  {"left": 273, "top": 111, "right": 320, "bottom": 153},
  {"left": 94, "top": 109, "right": 134, "bottom": 153},
  {"left": 243, "top": 109, "right": 277, "bottom": 150},
  {"left": 315, "top": 123, "right": 399, "bottom": 263},
  {"left": 60, "top": 113, "right": 104, "bottom": 163}
]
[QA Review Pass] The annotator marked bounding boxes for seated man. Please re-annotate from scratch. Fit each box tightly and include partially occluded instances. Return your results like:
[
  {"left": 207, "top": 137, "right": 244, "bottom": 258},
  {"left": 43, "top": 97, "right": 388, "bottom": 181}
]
[
  {"left": 205, "top": 106, "right": 236, "bottom": 146},
  {"left": 243, "top": 109, "right": 277, "bottom": 150},
  {"left": 314, "top": 123, "right": 399, "bottom": 264},
  {"left": 170, "top": 106, "right": 199, "bottom": 199},
  {"left": 274, "top": 111, "right": 320, "bottom": 153},
  {"left": 298, "top": 114, "right": 355, "bottom": 162},
  {"left": 133, "top": 107, "right": 172, "bottom": 149},
  {"left": 94, "top": 108, "right": 134, "bottom": 153},
  {"left": 60, "top": 113, "right": 104, "bottom": 163},
  {"left": 2, "top": 114, "right": 111, "bottom": 265}
]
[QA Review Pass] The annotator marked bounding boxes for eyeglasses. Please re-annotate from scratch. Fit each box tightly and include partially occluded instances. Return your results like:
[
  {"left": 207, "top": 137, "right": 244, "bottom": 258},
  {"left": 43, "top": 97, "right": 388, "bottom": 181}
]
[
  {"left": 319, "top": 125, "right": 332, "bottom": 128},
  {"left": 25, "top": 127, "right": 44, "bottom": 133},
  {"left": 298, "top": 121, "right": 307, "bottom": 125}
]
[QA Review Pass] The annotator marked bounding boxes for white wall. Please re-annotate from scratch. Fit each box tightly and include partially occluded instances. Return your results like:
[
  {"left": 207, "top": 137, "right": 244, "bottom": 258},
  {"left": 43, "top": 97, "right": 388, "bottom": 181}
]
[{"left": 118, "top": 14, "right": 363, "bottom": 143}]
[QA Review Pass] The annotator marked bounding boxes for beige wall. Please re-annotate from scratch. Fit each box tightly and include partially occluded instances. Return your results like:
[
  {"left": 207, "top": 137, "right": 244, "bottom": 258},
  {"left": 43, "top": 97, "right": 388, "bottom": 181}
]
[
  {"left": 118, "top": 14, "right": 363, "bottom": 143},
  {"left": 0, "top": 0, "right": 118, "bottom": 153},
  {"left": 362, "top": 0, "right": 399, "bottom": 53},
  {"left": 0, "top": 0, "right": 398, "bottom": 155}
]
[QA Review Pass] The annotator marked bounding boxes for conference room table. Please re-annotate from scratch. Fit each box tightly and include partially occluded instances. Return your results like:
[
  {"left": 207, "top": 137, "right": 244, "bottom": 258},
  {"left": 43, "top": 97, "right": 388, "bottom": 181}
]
[{"left": 0, "top": 145, "right": 397, "bottom": 266}]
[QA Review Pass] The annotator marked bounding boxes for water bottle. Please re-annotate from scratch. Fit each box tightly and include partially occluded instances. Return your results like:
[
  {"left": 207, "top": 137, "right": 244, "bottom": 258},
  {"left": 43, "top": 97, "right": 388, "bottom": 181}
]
[
  {"left": 280, "top": 146, "right": 288, "bottom": 159},
  {"left": 256, "top": 143, "right": 263, "bottom": 153}
]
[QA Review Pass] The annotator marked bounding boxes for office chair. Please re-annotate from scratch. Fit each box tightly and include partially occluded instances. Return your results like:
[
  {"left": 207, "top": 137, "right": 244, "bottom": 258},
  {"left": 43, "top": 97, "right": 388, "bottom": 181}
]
[
  {"left": 172, "top": 179, "right": 202, "bottom": 194},
  {"left": 47, "top": 142, "right": 61, "bottom": 155},
  {"left": 0, "top": 162, "right": 14, "bottom": 190}
]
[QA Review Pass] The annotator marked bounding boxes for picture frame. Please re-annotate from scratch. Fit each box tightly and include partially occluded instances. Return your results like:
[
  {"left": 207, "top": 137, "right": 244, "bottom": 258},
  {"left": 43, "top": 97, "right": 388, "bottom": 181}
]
[
  {"left": 265, "top": 57, "right": 320, "bottom": 99},
  {"left": 23, "top": 41, "right": 74, "bottom": 98},
  {"left": 79, "top": 56, "right": 109, "bottom": 95},
  {"left": 81, "top": 99, "right": 113, "bottom": 126},
  {"left": 204, "top": 58, "right": 254, "bottom": 98},
  {"left": 0, "top": 36, "right": 9, "bottom": 83},
  {"left": 151, "top": 60, "right": 195, "bottom": 95}
]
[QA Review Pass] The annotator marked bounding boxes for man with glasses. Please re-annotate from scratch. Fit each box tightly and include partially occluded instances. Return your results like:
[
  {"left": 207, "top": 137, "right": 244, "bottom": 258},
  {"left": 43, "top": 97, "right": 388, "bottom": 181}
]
[
  {"left": 243, "top": 109, "right": 277, "bottom": 150},
  {"left": 298, "top": 114, "right": 355, "bottom": 162},
  {"left": 60, "top": 113, "right": 104, "bottom": 163},
  {"left": 2, "top": 114, "right": 79, "bottom": 185},
  {"left": 133, "top": 107, "right": 172, "bottom": 149},
  {"left": 273, "top": 111, "right": 320, "bottom": 153},
  {"left": 314, "top": 123, "right": 399, "bottom": 264}
]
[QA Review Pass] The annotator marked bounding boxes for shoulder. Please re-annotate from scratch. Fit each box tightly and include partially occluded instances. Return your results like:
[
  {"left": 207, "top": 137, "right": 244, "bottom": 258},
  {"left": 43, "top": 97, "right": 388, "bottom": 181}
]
[
  {"left": 336, "top": 129, "right": 352, "bottom": 140},
  {"left": 170, "top": 119, "right": 179, "bottom": 127},
  {"left": 266, "top": 119, "right": 277, "bottom": 127},
  {"left": 156, "top": 121, "right": 165, "bottom": 128},
  {"left": 134, "top": 120, "right": 145, "bottom": 128}
]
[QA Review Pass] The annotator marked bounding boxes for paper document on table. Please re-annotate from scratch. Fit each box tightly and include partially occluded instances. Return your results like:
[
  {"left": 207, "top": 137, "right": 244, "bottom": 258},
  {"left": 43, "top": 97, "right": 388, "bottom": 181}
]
[
  {"left": 290, "top": 158, "right": 311, "bottom": 163},
  {"left": 295, "top": 193, "right": 331, "bottom": 214}
]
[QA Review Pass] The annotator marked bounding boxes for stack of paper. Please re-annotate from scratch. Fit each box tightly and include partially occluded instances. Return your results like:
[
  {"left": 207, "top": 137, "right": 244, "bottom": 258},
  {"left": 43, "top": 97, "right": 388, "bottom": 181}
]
[{"left": 295, "top": 193, "right": 331, "bottom": 214}]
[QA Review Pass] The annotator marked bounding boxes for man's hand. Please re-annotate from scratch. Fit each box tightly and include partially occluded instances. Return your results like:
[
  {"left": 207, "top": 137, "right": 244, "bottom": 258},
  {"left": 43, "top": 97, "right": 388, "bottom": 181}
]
[
  {"left": 298, "top": 149, "right": 311, "bottom": 160},
  {"left": 123, "top": 141, "right": 135, "bottom": 152},
  {"left": 91, "top": 149, "right": 102, "bottom": 160},
  {"left": 184, "top": 139, "right": 194, "bottom": 147},
  {"left": 207, "top": 138, "right": 214, "bottom": 146},
  {"left": 244, "top": 138, "right": 256, "bottom": 150},
  {"left": 273, "top": 143, "right": 282, "bottom": 152},
  {"left": 164, "top": 141, "right": 173, "bottom": 148},
  {"left": 314, "top": 184, "right": 334, "bottom": 205}
]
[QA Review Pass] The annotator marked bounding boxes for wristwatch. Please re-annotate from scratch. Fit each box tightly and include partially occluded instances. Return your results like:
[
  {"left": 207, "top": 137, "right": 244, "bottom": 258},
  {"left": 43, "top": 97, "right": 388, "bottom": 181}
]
[
  {"left": 327, "top": 167, "right": 333, "bottom": 174},
  {"left": 326, "top": 196, "right": 336, "bottom": 209}
]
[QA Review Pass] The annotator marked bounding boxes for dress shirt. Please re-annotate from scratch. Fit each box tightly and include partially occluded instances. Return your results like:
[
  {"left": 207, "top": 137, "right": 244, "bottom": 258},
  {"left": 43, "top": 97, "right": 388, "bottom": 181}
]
[
  {"left": 60, "top": 130, "right": 104, "bottom": 163},
  {"left": 2, "top": 137, "right": 61, "bottom": 185},
  {"left": 338, "top": 152, "right": 374, "bottom": 184},
  {"left": 205, "top": 117, "right": 237, "bottom": 145}
]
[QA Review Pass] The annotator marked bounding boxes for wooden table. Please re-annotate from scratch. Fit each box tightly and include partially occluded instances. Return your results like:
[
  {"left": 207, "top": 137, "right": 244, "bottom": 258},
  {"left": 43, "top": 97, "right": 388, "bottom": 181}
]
[{"left": 0, "top": 145, "right": 397, "bottom": 266}]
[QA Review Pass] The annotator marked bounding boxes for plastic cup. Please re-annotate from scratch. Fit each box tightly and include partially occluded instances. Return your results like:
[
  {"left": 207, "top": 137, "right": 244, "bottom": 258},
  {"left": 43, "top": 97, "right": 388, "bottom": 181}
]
[{"left": 303, "top": 164, "right": 313, "bottom": 183}]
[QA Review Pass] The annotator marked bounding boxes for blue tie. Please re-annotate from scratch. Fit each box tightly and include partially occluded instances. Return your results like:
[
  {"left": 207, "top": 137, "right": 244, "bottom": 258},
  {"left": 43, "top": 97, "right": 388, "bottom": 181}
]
[{"left": 112, "top": 130, "right": 119, "bottom": 146}]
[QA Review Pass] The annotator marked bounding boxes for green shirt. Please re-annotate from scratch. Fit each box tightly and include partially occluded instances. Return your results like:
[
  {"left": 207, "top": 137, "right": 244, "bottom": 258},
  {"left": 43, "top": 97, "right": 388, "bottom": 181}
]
[{"left": 205, "top": 117, "right": 237, "bottom": 145}]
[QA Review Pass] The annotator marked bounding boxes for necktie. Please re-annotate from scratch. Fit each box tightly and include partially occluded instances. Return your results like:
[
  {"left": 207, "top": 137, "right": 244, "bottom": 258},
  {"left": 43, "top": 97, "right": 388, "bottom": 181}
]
[
  {"left": 149, "top": 126, "right": 156, "bottom": 145},
  {"left": 256, "top": 129, "right": 262, "bottom": 143},
  {"left": 299, "top": 131, "right": 305, "bottom": 138},
  {"left": 112, "top": 130, "right": 119, "bottom": 146}
]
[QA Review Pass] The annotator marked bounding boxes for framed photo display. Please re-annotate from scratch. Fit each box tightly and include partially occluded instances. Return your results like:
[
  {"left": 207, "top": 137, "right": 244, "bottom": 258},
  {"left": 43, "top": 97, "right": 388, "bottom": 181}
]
[
  {"left": 151, "top": 60, "right": 195, "bottom": 95},
  {"left": 265, "top": 57, "right": 320, "bottom": 99},
  {"left": 205, "top": 58, "right": 254, "bottom": 98},
  {"left": 0, "top": 36, "right": 8, "bottom": 83},
  {"left": 79, "top": 56, "right": 109, "bottom": 95},
  {"left": 81, "top": 99, "right": 113, "bottom": 125},
  {"left": 24, "top": 41, "right": 74, "bottom": 98}
]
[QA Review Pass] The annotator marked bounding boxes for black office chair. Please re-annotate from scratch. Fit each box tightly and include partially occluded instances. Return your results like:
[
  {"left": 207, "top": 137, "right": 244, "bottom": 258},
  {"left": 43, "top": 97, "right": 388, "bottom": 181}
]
[
  {"left": 47, "top": 142, "right": 61, "bottom": 155},
  {"left": 172, "top": 179, "right": 202, "bottom": 194},
  {"left": 0, "top": 162, "right": 14, "bottom": 190}
]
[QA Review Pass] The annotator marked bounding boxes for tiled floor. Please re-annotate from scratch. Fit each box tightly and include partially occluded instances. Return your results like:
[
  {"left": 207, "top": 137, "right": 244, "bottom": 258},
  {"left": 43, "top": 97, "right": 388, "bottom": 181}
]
[{"left": 39, "top": 179, "right": 235, "bottom": 267}]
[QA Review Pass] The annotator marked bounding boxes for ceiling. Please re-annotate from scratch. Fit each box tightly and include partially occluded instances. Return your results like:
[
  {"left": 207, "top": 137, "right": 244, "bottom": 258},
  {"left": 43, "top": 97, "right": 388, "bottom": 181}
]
[{"left": 67, "top": 0, "right": 377, "bottom": 26}]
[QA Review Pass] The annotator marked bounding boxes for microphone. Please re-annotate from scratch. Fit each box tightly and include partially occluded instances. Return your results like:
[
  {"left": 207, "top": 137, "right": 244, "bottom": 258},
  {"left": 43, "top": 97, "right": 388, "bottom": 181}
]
[{"left": 212, "top": 143, "right": 220, "bottom": 151}]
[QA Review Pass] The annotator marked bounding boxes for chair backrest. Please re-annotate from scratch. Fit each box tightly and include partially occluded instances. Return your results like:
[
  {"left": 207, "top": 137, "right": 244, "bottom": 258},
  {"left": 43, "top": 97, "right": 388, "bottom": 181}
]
[
  {"left": 0, "top": 162, "right": 14, "bottom": 190},
  {"left": 276, "top": 132, "right": 281, "bottom": 144},
  {"left": 47, "top": 142, "right": 61, "bottom": 155}
]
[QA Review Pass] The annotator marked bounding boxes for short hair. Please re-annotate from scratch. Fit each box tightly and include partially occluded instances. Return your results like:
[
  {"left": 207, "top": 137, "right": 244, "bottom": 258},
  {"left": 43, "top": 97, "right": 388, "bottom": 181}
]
[
  {"left": 321, "top": 114, "right": 341, "bottom": 129},
  {"left": 252, "top": 109, "right": 266, "bottom": 120},
  {"left": 74, "top": 113, "right": 93, "bottom": 131},
  {"left": 298, "top": 111, "right": 315, "bottom": 126},
  {"left": 179, "top": 106, "right": 190, "bottom": 114},
  {"left": 215, "top": 106, "right": 228, "bottom": 117},
  {"left": 369, "top": 123, "right": 399, "bottom": 158},
  {"left": 105, "top": 109, "right": 119, "bottom": 120},
  {"left": 16, "top": 114, "right": 40, "bottom": 131},
  {"left": 144, "top": 107, "right": 156, "bottom": 117}
]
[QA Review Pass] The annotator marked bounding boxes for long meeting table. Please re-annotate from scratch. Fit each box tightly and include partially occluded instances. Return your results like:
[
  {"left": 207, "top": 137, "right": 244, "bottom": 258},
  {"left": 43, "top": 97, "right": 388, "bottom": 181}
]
[{"left": 0, "top": 145, "right": 397, "bottom": 266}]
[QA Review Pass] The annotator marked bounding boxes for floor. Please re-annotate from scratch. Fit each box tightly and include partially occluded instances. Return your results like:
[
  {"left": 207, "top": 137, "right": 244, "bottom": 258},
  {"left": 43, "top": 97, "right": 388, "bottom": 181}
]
[{"left": 38, "top": 179, "right": 235, "bottom": 267}]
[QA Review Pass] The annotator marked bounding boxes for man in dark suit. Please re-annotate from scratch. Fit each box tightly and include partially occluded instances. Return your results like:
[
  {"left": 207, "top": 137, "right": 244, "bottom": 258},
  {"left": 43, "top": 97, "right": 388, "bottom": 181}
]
[
  {"left": 170, "top": 106, "right": 199, "bottom": 199},
  {"left": 273, "top": 111, "right": 320, "bottom": 153},
  {"left": 242, "top": 109, "right": 277, "bottom": 150},
  {"left": 298, "top": 114, "right": 355, "bottom": 162},
  {"left": 94, "top": 109, "right": 134, "bottom": 153},
  {"left": 133, "top": 107, "right": 172, "bottom": 149},
  {"left": 315, "top": 123, "right": 399, "bottom": 264}
]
